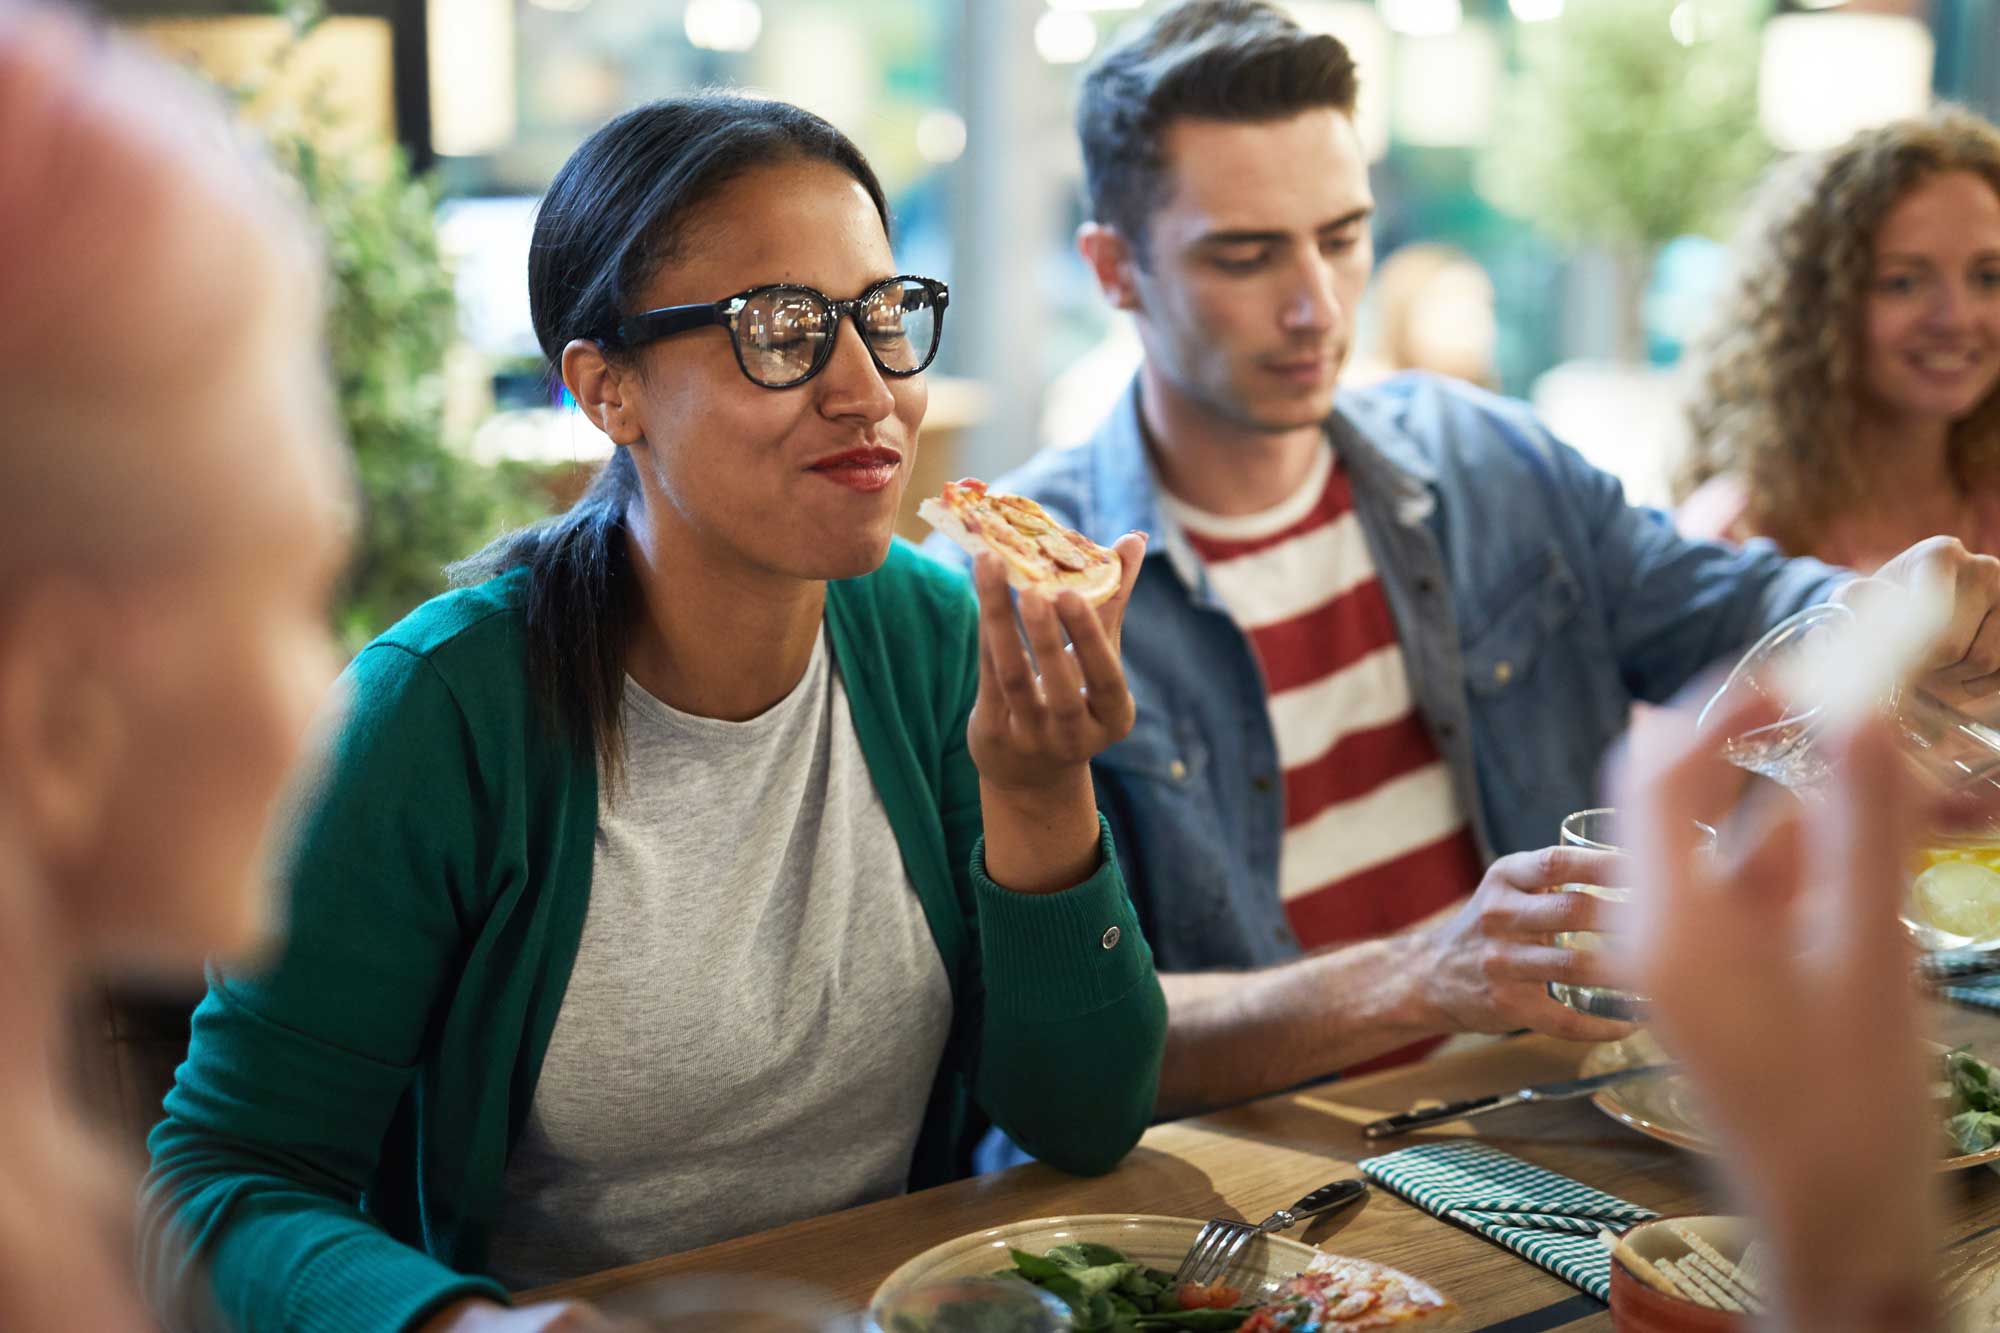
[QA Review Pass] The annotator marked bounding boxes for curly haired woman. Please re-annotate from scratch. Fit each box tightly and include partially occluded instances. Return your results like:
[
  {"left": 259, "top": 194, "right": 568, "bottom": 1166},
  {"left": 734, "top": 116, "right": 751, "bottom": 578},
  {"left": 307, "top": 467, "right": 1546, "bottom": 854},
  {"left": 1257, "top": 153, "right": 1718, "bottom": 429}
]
[{"left": 1677, "top": 106, "right": 2000, "bottom": 571}]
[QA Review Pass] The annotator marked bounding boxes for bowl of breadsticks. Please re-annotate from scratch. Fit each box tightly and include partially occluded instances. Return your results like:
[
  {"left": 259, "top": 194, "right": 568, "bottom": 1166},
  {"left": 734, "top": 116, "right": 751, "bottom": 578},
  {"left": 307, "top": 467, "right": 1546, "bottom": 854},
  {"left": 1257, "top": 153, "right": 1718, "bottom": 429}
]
[{"left": 1606, "top": 1215, "right": 1761, "bottom": 1332}]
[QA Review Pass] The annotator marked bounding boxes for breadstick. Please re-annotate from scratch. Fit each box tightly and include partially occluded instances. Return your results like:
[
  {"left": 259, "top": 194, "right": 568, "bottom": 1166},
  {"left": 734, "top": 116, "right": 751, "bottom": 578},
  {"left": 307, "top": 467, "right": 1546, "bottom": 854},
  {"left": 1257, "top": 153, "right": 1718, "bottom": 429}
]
[
  {"left": 1668, "top": 1224, "right": 1764, "bottom": 1311},
  {"left": 1674, "top": 1252, "right": 1748, "bottom": 1313},
  {"left": 1656, "top": 1258, "right": 1722, "bottom": 1309},
  {"left": 1599, "top": 1229, "right": 1686, "bottom": 1300},
  {"left": 1736, "top": 1240, "right": 1769, "bottom": 1294}
]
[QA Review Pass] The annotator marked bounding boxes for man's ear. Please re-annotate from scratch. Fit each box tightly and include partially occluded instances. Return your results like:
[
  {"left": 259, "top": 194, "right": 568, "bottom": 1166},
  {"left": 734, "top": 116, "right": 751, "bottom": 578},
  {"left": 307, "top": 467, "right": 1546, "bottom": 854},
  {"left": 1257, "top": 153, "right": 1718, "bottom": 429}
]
[
  {"left": 560, "top": 339, "right": 645, "bottom": 446},
  {"left": 1077, "top": 222, "right": 1144, "bottom": 313},
  {"left": 0, "top": 582, "right": 124, "bottom": 877}
]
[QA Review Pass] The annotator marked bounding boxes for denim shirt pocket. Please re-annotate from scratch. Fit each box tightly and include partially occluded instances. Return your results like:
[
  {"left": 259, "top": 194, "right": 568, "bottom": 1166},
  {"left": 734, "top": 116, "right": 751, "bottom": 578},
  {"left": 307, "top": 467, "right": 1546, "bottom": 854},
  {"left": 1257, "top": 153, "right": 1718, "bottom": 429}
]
[
  {"left": 1462, "top": 548, "right": 1580, "bottom": 691},
  {"left": 1094, "top": 709, "right": 1211, "bottom": 787},
  {"left": 1461, "top": 547, "right": 1593, "bottom": 805}
]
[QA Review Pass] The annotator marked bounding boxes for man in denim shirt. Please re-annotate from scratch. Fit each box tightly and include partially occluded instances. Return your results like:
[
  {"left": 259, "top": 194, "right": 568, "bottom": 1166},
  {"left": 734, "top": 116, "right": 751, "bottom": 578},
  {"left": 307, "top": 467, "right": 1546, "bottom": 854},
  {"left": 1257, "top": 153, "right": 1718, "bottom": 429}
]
[{"left": 927, "top": 0, "right": 2000, "bottom": 1117}]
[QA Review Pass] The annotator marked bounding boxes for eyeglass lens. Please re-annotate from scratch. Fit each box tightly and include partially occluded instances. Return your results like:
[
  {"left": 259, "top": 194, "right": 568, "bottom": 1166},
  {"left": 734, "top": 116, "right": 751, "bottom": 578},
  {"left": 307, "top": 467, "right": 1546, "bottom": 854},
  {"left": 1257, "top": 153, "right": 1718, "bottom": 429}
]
[{"left": 735, "top": 280, "right": 940, "bottom": 386}]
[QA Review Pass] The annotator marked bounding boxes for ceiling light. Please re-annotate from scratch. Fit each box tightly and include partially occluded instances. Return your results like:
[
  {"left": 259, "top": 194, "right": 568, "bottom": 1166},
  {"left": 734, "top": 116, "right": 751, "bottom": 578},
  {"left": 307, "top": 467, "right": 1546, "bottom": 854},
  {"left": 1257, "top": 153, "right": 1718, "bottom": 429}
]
[
  {"left": 1758, "top": 13, "right": 1932, "bottom": 151},
  {"left": 1378, "top": 0, "right": 1461, "bottom": 37},
  {"left": 684, "top": 0, "right": 761, "bottom": 53},
  {"left": 1034, "top": 10, "right": 1098, "bottom": 64},
  {"left": 915, "top": 109, "right": 968, "bottom": 165}
]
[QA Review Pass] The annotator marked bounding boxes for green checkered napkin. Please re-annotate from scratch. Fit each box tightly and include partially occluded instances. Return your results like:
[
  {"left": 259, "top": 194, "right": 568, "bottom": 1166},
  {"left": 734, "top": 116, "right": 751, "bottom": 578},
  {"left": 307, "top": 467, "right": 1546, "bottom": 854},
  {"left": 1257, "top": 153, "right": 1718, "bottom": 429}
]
[
  {"left": 1360, "top": 1139, "right": 1656, "bottom": 1301},
  {"left": 1940, "top": 971, "right": 2000, "bottom": 1011}
]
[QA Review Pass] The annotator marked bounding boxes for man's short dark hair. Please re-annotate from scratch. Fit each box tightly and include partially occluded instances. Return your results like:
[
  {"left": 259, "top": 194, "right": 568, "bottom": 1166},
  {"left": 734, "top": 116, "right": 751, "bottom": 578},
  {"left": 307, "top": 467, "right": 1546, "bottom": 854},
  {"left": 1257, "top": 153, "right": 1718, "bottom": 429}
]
[{"left": 1077, "top": 0, "right": 1359, "bottom": 265}]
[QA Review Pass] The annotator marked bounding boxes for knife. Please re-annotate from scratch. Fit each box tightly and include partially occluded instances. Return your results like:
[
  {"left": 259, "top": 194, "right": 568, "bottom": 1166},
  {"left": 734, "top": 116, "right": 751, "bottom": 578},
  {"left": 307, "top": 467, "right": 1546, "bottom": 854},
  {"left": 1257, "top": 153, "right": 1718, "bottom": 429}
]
[{"left": 1361, "top": 1064, "right": 1676, "bottom": 1140}]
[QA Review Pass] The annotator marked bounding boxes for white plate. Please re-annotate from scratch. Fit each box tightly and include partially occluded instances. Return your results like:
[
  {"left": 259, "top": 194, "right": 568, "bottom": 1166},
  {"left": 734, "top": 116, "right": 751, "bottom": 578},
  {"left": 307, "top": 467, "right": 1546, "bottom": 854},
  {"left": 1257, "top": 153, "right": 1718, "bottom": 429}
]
[
  {"left": 1582, "top": 1035, "right": 2000, "bottom": 1173},
  {"left": 869, "top": 1212, "right": 1322, "bottom": 1318}
]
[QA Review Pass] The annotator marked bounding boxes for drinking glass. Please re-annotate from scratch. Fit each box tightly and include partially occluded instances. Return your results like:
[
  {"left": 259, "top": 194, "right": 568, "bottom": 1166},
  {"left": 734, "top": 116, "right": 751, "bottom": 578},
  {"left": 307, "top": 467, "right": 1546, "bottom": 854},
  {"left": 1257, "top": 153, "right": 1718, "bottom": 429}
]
[
  {"left": 1701, "top": 602, "right": 2000, "bottom": 803},
  {"left": 1546, "top": 807, "right": 1715, "bottom": 1022},
  {"left": 596, "top": 1275, "right": 861, "bottom": 1332},
  {"left": 864, "top": 1276, "right": 1069, "bottom": 1332}
]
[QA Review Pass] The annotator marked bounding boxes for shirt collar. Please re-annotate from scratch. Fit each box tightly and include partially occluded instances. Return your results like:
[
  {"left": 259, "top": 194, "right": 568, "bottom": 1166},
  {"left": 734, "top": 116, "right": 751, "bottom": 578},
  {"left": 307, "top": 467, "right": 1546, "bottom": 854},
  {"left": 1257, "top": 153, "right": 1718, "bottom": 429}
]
[
  {"left": 1330, "top": 384, "right": 1440, "bottom": 527},
  {"left": 1085, "top": 373, "right": 1443, "bottom": 551}
]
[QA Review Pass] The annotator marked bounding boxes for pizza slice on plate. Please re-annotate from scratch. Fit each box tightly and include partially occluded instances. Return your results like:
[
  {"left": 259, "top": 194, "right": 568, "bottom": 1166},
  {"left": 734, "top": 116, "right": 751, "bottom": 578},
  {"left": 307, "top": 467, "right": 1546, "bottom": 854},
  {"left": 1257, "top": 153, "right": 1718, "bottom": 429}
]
[
  {"left": 918, "top": 478, "right": 1122, "bottom": 607},
  {"left": 1240, "top": 1253, "right": 1452, "bottom": 1332}
]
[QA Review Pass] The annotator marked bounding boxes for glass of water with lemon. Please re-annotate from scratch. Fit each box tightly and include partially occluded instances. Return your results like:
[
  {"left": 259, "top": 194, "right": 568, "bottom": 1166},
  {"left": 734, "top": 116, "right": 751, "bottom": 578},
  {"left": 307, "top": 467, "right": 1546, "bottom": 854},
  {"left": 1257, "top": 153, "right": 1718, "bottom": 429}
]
[{"left": 1909, "top": 839, "right": 2000, "bottom": 949}]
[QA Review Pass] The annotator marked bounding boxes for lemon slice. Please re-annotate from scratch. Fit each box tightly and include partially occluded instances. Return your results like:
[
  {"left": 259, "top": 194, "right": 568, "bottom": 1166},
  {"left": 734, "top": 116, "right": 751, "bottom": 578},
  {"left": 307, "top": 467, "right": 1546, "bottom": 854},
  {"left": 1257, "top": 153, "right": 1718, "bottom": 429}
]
[
  {"left": 1919, "top": 840, "right": 2000, "bottom": 871},
  {"left": 1910, "top": 861, "right": 2000, "bottom": 942}
]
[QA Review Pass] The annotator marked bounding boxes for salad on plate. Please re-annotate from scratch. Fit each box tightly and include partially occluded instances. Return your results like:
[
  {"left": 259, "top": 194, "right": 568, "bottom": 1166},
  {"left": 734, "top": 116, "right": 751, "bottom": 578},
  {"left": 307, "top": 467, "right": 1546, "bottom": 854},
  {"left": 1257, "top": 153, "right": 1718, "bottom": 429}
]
[{"left": 884, "top": 1242, "right": 1449, "bottom": 1333}]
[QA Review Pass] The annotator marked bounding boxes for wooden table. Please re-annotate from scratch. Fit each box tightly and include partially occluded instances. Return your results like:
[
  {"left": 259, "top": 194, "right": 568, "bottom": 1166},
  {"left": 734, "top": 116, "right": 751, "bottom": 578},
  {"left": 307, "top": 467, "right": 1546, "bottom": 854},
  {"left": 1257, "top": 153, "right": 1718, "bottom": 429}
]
[{"left": 532, "top": 1008, "right": 2000, "bottom": 1330}]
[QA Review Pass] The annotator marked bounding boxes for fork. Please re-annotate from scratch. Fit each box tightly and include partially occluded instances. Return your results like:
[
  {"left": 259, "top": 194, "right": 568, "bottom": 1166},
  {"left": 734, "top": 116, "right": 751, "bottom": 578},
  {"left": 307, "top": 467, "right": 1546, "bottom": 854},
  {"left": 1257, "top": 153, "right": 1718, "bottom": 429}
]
[{"left": 1172, "top": 1178, "right": 1369, "bottom": 1287}]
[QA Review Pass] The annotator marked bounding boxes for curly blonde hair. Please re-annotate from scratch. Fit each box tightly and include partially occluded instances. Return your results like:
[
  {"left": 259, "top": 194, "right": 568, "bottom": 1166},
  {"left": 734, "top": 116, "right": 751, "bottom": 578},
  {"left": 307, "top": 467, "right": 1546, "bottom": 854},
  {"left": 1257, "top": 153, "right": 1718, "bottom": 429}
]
[{"left": 1677, "top": 105, "right": 2000, "bottom": 553}]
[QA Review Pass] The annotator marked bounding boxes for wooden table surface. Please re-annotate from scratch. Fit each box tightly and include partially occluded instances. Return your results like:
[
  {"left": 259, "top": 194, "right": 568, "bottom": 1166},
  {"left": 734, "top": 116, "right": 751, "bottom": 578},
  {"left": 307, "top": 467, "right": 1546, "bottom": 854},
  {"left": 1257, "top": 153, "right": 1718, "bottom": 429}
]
[{"left": 529, "top": 1006, "right": 2000, "bottom": 1330}]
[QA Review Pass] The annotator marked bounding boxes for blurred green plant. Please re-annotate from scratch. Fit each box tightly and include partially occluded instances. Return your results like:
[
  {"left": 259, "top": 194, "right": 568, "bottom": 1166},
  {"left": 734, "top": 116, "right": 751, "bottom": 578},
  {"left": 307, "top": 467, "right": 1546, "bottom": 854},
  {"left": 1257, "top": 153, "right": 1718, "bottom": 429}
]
[
  {"left": 289, "top": 132, "right": 549, "bottom": 650},
  {"left": 1481, "top": 0, "right": 1772, "bottom": 360},
  {"left": 233, "top": 4, "right": 551, "bottom": 650}
]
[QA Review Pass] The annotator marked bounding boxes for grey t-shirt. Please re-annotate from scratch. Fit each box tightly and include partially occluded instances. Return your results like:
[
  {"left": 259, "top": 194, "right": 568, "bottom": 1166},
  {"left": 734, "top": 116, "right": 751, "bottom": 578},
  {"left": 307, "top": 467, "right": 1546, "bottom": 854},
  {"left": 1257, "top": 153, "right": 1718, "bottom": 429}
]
[{"left": 486, "top": 630, "right": 953, "bottom": 1289}]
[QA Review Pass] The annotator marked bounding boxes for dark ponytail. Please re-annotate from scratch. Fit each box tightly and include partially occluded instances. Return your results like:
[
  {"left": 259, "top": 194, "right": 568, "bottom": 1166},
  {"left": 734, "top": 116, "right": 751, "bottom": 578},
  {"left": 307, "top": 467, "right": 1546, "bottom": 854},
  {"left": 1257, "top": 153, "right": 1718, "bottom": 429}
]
[{"left": 449, "top": 93, "right": 888, "bottom": 775}]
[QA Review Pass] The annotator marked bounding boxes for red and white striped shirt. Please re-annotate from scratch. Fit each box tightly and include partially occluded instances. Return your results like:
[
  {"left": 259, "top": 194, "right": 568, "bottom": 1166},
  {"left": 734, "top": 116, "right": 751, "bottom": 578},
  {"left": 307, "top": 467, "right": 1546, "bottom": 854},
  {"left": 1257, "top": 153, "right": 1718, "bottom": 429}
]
[{"left": 1164, "top": 446, "right": 1484, "bottom": 1066}]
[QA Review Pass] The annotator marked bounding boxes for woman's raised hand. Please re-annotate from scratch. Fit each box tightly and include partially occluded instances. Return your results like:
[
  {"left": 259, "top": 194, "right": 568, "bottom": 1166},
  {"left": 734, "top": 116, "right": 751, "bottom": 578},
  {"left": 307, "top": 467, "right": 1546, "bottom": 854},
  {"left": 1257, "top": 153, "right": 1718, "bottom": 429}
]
[
  {"left": 966, "top": 534, "right": 1146, "bottom": 793},
  {"left": 965, "top": 533, "right": 1145, "bottom": 895}
]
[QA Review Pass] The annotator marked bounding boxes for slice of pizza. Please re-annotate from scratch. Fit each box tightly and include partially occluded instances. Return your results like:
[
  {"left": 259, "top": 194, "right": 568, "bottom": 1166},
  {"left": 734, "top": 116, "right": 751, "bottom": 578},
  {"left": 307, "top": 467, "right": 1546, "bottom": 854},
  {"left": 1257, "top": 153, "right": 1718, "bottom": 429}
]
[
  {"left": 1239, "top": 1253, "right": 1452, "bottom": 1332},
  {"left": 917, "top": 477, "right": 1123, "bottom": 607}
]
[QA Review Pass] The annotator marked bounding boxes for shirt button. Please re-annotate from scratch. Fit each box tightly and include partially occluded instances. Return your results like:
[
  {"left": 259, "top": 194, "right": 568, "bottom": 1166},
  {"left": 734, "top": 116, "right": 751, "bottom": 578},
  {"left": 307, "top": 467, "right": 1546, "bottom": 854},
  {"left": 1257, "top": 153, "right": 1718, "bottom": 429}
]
[
  {"left": 1168, "top": 759, "right": 1188, "bottom": 782},
  {"left": 1416, "top": 576, "right": 1437, "bottom": 595},
  {"left": 1274, "top": 926, "right": 1291, "bottom": 944},
  {"left": 1493, "top": 660, "right": 1514, "bottom": 685},
  {"left": 1437, "top": 721, "right": 1457, "bottom": 741},
  {"left": 1100, "top": 926, "right": 1121, "bottom": 950},
  {"left": 1252, "top": 775, "right": 1274, "bottom": 793}
]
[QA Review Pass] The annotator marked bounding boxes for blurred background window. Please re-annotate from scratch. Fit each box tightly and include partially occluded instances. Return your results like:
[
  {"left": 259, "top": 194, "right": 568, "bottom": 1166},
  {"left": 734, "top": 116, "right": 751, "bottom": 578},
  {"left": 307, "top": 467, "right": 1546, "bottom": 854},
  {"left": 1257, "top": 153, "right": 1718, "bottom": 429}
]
[{"left": 87, "top": 0, "right": 2000, "bottom": 638}]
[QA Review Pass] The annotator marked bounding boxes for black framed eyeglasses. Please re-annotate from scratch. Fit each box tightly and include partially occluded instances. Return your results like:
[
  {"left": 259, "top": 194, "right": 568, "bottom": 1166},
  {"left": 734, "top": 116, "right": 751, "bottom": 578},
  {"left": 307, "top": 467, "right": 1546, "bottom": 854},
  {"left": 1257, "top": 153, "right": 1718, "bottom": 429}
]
[{"left": 601, "top": 274, "right": 949, "bottom": 389}]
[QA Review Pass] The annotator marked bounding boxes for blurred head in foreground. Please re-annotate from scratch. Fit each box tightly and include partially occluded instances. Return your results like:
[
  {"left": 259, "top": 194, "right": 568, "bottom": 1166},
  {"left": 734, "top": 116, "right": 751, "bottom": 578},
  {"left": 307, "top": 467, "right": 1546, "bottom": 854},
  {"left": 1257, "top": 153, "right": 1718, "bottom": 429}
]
[{"left": 0, "top": 5, "right": 351, "bottom": 973}]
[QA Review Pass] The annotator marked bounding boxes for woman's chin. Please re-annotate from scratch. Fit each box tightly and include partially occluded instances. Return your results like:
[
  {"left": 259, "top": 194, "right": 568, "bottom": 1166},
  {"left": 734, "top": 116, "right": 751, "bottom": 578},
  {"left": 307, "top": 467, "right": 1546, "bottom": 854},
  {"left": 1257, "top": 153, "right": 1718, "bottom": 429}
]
[{"left": 789, "top": 528, "right": 898, "bottom": 584}]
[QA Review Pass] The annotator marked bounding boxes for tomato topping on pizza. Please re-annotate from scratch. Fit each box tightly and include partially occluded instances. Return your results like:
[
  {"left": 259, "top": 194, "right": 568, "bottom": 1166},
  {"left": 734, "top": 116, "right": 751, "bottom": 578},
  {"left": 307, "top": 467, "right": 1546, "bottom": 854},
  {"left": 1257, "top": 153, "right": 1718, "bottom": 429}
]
[
  {"left": 918, "top": 478, "right": 1123, "bottom": 606},
  {"left": 1239, "top": 1254, "right": 1451, "bottom": 1331}
]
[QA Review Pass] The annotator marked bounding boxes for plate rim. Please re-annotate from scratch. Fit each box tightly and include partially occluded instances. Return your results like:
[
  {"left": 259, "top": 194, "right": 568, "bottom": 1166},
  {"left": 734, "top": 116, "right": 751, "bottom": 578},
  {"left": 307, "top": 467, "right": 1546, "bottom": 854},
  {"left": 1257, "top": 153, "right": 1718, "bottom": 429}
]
[
  {"left": 1580, "top": 1038, "right": 2000, "bottom": 1173},
  {"left": 867, "top": 1211, "right": 1323, "bottom": 1314}
]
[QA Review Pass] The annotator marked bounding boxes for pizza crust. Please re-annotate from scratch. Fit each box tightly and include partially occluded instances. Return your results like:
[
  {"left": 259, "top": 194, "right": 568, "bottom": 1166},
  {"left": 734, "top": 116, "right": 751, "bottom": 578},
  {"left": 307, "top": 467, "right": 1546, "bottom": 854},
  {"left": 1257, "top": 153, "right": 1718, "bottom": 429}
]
[{"left": 918, "top": 483, "right": 1122, "bottom": 607}]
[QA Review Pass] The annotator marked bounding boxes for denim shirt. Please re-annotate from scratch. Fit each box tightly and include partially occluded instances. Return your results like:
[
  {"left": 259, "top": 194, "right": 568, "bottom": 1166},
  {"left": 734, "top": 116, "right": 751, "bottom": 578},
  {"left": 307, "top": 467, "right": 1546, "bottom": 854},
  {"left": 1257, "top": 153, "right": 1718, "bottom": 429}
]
[{"left": 922, "top": 372, "right": 1848, "bottom": 973}]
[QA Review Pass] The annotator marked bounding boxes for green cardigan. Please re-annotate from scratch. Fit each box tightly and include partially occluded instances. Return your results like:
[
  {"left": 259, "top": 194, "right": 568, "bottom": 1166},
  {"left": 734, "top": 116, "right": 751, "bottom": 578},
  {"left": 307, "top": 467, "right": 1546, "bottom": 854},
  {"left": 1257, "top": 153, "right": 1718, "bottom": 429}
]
[{"left": 141, "top": 543, "right": 1166, "bottom": 1333}]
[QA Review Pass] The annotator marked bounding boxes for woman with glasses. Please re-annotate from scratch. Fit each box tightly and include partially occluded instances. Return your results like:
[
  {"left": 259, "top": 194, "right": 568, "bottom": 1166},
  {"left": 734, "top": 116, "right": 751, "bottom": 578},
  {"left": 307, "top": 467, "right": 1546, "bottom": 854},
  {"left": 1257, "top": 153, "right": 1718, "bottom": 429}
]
[{"left": 143, "top": 94, "right": 1166, "bottom": 1333}]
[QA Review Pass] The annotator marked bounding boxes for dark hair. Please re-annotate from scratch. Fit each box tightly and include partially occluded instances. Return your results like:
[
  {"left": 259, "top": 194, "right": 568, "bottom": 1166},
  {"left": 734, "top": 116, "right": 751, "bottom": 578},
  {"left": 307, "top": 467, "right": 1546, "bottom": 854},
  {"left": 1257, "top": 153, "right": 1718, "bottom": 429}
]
[
  {"left": 1076, "top": 0, "right": 1359, "bottom": 265},
  {"left": 448, "top": 94, "right": 889, "bottom": 775}
]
